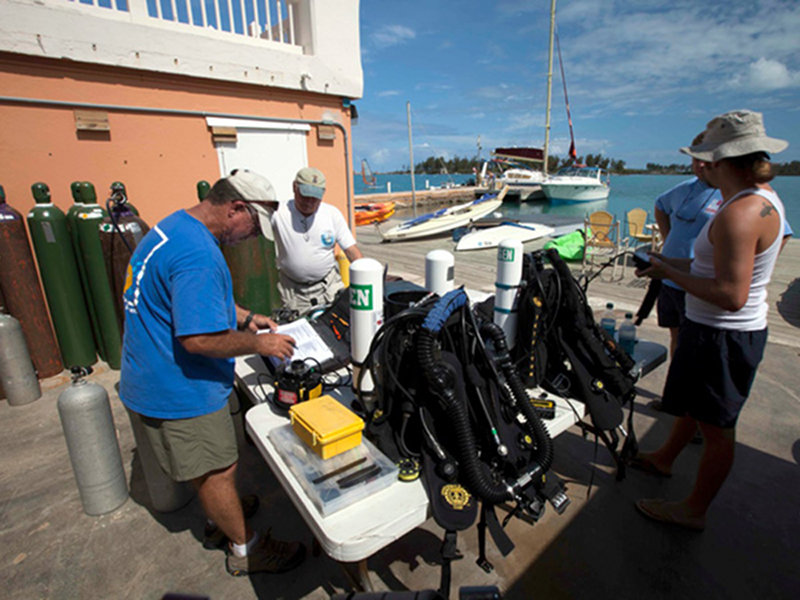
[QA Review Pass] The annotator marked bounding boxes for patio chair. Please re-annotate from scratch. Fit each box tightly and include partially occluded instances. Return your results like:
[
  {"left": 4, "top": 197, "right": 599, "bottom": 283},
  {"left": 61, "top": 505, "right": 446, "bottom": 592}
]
[
  {"left": 583, "top": 209, "right": 627, "bottom": 281},
  {"left": 626, "top": 207, "right": 659, "bottom": 250}
]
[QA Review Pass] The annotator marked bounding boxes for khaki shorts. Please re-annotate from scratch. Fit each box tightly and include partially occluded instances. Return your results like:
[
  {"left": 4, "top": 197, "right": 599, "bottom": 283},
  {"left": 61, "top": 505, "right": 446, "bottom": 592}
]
[
  {"left": 278, "top": 268, "right": 343, "bottom": 315},
  {"left": 138, "top": 400, "right": 239, "bottom": 482}
]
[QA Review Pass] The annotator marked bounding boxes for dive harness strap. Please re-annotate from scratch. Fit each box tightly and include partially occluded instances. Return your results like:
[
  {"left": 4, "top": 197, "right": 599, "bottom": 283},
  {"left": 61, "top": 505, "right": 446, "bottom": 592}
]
[
  {"left": 476, "top": 504, "right": 515, "bottom": 573},
  {"left": 438, "top": 530, "right": 460, "bottom": 599}
]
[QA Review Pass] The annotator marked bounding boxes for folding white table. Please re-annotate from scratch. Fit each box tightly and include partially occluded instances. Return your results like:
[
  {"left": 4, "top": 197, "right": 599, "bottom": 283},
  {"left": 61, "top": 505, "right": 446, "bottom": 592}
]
[{"left": 236, "top": 353, "right": 585, "bottom": 590}]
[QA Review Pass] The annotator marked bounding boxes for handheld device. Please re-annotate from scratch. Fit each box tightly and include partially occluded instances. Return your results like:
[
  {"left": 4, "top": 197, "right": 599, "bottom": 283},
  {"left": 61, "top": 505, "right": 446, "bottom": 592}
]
[{"left": 632, "top": 248, "right": 651, "bottom": 270}]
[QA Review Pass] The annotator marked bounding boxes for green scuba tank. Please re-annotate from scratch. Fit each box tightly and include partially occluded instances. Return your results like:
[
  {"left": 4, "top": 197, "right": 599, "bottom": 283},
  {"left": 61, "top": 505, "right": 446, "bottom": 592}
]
[
  {"left": 222, "top": 234, "right": 282, "bottom": 317},
  {"left": 27, "top": 183, "right": 96, "bottom": 368},
  {"left": 197, "top": 180, "right": 211, "bottom": 201},
  {"left": 66, "top": 181, "right": 104, "bottom": 361},
  {"left": 75, "top": 182, "right": 121, "bottom": 369}
]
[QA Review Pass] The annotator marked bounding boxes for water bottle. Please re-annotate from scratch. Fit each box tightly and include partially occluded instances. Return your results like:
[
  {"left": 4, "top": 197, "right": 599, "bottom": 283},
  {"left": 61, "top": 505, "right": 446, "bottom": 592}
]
[
  {"left": 619, "top": 312, "right": 637, "bottom": 356},
  {"left": 600, "top": 302, "right": 616, "bottom": 338}
]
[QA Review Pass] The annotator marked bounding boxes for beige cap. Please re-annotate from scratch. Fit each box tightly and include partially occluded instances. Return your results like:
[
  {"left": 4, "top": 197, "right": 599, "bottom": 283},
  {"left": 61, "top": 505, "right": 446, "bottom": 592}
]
[
  {"left": 226, "top": 169, "right": 277, "bottom": 240},
  {"left": 295, "top": 167, "right": 326, "bottom": 199}
]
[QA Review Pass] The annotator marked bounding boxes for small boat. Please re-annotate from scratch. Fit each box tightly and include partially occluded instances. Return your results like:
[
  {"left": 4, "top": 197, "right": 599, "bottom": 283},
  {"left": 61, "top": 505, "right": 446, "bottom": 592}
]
[
  {"left": 499, "top": 168, "right": 545, "bottom": 201},
  {"left": 354, "top": 201, "right": 395, "bottom": 226},
  {"left": 540, "top": 166, "right": 610, "bottom": 203},
  {"left": 379, "top": 187, "right": 507, "bottom": 242},
  {"left": 455, "top": 221, "right": 555, "bottom": 251},
  {"left": 492, "top": 148, "right": 546, "bottom": 201}
]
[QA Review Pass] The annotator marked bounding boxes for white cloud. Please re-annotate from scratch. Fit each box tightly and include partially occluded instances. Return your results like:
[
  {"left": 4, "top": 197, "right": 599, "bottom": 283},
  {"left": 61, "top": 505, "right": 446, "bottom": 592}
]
[
  {"left": 739, "top": 58, "right": 799, "bottom": 90},
  {"left": 378, "top": 90, "right": 400, "bottom": 97},
  {"left": 370, "top": 25, "right": 416, "bottom": 49}
]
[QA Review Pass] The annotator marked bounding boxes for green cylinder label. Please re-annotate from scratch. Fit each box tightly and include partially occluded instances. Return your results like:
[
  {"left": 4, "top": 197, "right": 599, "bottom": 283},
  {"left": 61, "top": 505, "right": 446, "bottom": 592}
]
[
  {"left": 350, "top": 283, "right": 373, "bottom": 311},
  {"left": 498, "top": 247, "right": 515, "bottom": 262}
]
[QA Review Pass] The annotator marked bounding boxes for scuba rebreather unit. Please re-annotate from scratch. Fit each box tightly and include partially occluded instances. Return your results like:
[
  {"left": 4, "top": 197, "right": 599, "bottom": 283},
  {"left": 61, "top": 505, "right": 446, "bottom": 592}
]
[
  {"left": 273, "top": 359, "right": 323, "bottom": 409},
  {"left": 356, "top": 287, "right": 569, "bottom": 598},
  {"left": 513, "top": 248, "right": 640, "bottom": 479}
]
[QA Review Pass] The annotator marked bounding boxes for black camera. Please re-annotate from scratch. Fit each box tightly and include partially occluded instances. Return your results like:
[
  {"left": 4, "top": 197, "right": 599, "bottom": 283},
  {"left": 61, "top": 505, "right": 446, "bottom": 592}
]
[{"left": 632, "top": 248, "right": 651, "bottom": 270}]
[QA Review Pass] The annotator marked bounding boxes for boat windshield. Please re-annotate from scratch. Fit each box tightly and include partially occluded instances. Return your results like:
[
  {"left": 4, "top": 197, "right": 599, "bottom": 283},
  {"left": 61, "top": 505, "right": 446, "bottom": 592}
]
[{"left": 556, "top": 166, "right": 602, "bottom": 177}]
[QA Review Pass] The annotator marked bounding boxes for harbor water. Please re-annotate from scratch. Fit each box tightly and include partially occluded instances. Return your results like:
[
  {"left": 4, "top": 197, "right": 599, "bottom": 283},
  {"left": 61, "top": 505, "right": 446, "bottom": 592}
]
[{"left": 356, "top": 173, "right": 799, "bottom": 236}]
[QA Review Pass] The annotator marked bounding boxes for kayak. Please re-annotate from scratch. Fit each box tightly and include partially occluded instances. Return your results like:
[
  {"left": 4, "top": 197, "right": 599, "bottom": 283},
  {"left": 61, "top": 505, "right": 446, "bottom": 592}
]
[
  {"left": 455, "top": 221, "right": 555, "bottom": 251},
  {"left": 355, "top": 201, "right": 395, "bottom": 226},
  {"left": 379, "top": 187, "right": 507, "bottom": 242}
]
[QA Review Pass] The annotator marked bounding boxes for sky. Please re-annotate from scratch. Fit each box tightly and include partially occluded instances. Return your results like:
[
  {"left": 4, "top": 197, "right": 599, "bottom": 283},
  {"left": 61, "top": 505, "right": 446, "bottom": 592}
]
[{"left": 353, "top": 0, "right": 800, "bottom": 172}]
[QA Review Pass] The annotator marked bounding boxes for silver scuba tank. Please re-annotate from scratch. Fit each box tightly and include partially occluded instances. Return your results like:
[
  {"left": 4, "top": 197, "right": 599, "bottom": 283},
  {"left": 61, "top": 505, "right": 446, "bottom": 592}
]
[
  {"left": 0, "top": 312, "right": 42, "bottom": 406},
  {"left": 57, "top": 367, "right": 128, "bottom": 515}
]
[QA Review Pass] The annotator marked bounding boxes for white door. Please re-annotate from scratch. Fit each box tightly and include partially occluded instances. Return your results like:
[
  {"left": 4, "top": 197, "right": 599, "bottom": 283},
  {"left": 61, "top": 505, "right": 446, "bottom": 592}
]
[{"left": 207, "top": 117, "right": 310, "bottom": 200}]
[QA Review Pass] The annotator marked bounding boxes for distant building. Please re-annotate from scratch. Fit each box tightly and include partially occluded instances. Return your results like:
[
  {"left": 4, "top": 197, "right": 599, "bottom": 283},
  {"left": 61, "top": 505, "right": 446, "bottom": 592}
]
[{"left": 0, "top": 0, "right": 363, "bottom": 224}]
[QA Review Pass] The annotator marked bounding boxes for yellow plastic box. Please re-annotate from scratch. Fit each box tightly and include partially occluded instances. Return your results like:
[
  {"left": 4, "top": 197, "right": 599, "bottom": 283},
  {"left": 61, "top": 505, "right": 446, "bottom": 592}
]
[{"left": 288, "top": 395, "right": 365, "bottom": 460}]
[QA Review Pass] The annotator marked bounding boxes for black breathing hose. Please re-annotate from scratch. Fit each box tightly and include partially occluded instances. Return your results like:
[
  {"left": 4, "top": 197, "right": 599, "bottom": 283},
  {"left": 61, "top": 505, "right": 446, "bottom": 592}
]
[
  {"left": 417, "top": 327, "right": 513, "bottom": 504},
  {"left": 479, "top": 321, "right": 554, "bottom": 475}
]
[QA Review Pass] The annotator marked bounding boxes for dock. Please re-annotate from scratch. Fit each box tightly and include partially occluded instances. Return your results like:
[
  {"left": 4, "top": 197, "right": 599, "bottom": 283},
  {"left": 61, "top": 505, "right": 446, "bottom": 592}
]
[
  {"left": 356, "top": 185, "right": 483, "bottom": 209},
  {"left": 2, "top": 228, "right": 798, "bottom": 599}
]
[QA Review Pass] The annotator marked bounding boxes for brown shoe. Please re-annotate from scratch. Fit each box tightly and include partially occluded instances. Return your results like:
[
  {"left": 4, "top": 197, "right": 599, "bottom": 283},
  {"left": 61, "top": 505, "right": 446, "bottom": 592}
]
[{"left": 226, "top": 530, "right": 306, "bottom": 576}]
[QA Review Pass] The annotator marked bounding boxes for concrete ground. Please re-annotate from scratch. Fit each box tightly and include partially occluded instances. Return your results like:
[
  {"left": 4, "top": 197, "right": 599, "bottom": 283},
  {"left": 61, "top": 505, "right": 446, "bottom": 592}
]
[{"left": 2, "top": 250, "right": 799, "bottom": 599}]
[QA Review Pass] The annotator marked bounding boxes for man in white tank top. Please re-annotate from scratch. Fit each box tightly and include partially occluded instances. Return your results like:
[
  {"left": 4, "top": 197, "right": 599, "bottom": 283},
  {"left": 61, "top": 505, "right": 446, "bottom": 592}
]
[{"left": 630, "top": 110, "right": 789, "bottom": 531}]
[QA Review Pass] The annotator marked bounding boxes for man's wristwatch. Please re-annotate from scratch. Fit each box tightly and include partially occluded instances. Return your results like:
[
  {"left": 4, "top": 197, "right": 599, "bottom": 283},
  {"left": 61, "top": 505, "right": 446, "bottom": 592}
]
[{"left": 240, "top": 311, "right": 256, "bottom": 331}]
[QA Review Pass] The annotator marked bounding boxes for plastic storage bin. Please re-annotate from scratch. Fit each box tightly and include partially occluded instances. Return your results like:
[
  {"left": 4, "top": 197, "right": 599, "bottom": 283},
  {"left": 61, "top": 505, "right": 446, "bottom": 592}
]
[
  {"left": 289, "top": 395, "right": 365, "bottom": 459},
  {"left": 269, "top": 424, "right": 397, "bottom": 516}
]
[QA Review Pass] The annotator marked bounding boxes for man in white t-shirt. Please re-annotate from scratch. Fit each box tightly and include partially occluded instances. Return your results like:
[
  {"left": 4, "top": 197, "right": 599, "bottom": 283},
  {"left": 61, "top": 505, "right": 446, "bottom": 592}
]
[{"left": 271, "top": 167, "right": 363, "bottom": 314}]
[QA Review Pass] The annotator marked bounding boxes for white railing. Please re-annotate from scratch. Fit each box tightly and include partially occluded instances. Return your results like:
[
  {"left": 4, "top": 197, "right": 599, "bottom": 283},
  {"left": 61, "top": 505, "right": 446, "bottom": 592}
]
[{"left": 66, "top": 0, "right": 297, "bottom": 45}]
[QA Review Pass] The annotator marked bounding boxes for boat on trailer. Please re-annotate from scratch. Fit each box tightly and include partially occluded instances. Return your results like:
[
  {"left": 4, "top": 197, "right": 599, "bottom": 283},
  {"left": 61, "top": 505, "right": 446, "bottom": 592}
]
[{"left": 379, "top": 187, "right": 507, "bottom": 242}]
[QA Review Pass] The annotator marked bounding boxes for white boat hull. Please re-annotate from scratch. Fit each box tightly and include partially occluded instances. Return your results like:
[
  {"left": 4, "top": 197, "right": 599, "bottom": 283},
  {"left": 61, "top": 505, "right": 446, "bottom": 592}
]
[
  {"left": 455, "top": 221, "right": 555, "bottom": 251},
  {"left": 541, "top": 181, "right": 609, "bottom": 203},
  {"left": 380, "top": 188, "right": 507, "bottom": 242}
]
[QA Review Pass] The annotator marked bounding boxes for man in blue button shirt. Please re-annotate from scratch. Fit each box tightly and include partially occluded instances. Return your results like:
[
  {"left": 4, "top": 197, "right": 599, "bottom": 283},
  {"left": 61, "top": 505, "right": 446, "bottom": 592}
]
[{"left": 120, "top": 169, "right": 305, "bottom": 576}]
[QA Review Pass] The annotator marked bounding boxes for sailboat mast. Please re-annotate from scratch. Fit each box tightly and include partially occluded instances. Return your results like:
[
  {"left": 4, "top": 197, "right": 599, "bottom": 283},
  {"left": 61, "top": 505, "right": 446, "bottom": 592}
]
[
  {"left": 543, "top": 0, "right": 557, "bottom": 177},
  {"left": 407, "top": 101, "right": 417, "bottom": 217}
]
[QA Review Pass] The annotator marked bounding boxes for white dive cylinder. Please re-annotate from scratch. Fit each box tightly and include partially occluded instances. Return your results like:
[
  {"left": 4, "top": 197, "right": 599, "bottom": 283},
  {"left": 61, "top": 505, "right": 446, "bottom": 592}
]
[
  {"left": 126, "top": 408, "right": 194, "bottom": 513},
  {"left": 349, "top": 258, "right": 384, "bottom": 409},
  {"left": 494, "top": 239, "right": 524, "bottom": 349},
  {"left": 57, "top": 368, "right": 128, "bottom": 516},
  {"left": 425, "top": 249, "right": 455, "bottom": 296},
  {"left": 0, "top": 313, "right": 42, "bottom": 406}
]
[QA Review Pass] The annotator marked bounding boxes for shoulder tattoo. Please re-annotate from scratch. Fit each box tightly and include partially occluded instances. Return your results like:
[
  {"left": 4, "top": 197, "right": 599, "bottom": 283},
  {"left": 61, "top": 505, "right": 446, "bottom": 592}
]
[{"left": 759, "top": 201, "right": 774, "bottom": 218}]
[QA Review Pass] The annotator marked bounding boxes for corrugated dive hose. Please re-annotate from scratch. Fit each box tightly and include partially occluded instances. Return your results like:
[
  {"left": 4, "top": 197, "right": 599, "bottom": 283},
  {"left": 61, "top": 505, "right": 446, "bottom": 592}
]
[{"left": 417, "top": 290, "right": 553, "bottom": 504}]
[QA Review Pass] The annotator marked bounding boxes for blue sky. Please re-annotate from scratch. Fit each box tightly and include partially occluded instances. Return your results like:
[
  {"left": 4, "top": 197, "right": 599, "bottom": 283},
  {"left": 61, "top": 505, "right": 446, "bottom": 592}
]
[{"left": 354, "top": 0, "right": 800, "bottom": 171}]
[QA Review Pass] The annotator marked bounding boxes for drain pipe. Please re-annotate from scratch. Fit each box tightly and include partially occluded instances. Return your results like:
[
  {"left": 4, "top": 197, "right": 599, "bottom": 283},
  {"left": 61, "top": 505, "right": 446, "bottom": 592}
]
[{"left": 0, "top": 96, "right": 354, "bottom": 228}]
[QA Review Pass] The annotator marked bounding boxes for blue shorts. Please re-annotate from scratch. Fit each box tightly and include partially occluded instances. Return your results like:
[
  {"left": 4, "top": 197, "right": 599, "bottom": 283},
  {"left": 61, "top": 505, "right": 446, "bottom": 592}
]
[
  {"left": 657, "top": 285, "right": 685, "bottom": 328},
  {"left": 661, "top": 320, "right": 767, "bottom": 428}
]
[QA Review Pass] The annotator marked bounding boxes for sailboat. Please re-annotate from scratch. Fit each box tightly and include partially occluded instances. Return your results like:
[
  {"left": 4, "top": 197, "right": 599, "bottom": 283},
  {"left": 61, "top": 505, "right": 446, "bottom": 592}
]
[{"left": 539, "top": 1, "right": 610, "bottom": 204}]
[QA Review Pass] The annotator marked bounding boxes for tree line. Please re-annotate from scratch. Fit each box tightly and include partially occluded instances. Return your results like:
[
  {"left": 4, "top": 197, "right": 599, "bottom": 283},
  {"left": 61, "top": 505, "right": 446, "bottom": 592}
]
[{"left": 390, "top": 155, "right": 800, "bottom": 175}]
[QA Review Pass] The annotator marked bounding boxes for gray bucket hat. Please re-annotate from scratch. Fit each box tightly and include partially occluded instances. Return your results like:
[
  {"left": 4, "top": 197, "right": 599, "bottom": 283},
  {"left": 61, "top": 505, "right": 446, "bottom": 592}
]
[
  {"left": 680, "top": 110, "right": 788, "bottom": 162},
  {"left": 226, "top": 169, "right": 277, "bottom": 240}
]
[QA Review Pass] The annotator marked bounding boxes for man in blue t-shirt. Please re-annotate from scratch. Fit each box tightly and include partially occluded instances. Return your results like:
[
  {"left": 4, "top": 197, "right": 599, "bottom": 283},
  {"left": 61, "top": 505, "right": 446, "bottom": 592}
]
[{"left": 120, "top": 169, "right": 305, "bottom": 576}]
